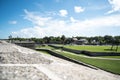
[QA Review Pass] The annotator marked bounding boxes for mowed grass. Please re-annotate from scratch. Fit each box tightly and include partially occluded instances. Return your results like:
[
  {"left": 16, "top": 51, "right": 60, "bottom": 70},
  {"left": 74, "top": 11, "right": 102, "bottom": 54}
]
[
  {"left": 58, "top": 51, "right": 120, "bottom": 74},
  {"left": 36, "top": 45, "right": 54, "bottom": 49},
  {"left": 99, "top": 56, "right": 120, "bottom": 59},
  {"left": 64, "top": 45, "right": 120, "bottom": 52},
  {"left": 38, "top": 51, "right": 50, "bottom": 55},
  {"left": 36, "top": 45, "right": 120, "bottom": 74}
]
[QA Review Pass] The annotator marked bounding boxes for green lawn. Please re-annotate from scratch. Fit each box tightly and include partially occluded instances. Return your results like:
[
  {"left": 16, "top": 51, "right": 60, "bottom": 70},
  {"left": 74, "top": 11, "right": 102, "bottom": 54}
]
[
  {"left": 58, "top": 51, "right": 120, "bottom": 74},
  {"left": 36, "top": 45, "right": 54, "bottom": 49},
  {"left": 64, "top": 45, "right": 120, "bottom": 52},
  {"left": 38, "top": 51, "right": 50, "bottom": 55},
  {"left": 99, "top": 56, "right": 120, "bottom": 59},
  {"left": 36, "top": 45, "right": 120, "bottom": 74}
]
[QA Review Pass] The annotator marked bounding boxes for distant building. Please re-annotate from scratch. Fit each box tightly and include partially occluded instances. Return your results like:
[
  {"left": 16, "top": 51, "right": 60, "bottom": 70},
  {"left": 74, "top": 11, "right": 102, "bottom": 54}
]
[
  {"left": 72, "top": 37, "right": 78, "bottom": 41},
  {"left": 72, "top": 37, "right": 78, "bottom": 44},
  {"left": 76, "top": 39, "right": 88, "bottom": 45},
  {"left": 91, "top": 40, "right": 99, "bottom": 45}
]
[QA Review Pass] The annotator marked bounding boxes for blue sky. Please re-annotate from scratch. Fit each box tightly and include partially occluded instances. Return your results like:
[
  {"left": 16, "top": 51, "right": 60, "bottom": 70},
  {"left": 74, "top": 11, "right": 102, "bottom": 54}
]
[{"left": 0, "top": 0, "right": 120, "bottom": 39}]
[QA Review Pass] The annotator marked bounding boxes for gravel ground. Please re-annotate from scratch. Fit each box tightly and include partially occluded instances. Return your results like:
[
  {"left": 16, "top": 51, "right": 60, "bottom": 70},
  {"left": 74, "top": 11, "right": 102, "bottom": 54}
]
[
  {"left": 0, "top": 66, "right": 50, "bottom": 80},
  {"left": 0, "top": 52, "right": 52, "bottom": 64},
  {"left": 0, "top": 40, "right": 120, "bottom": 80},
  {"left": 0, "top": 41, "right": 52, "bottom": 64}
]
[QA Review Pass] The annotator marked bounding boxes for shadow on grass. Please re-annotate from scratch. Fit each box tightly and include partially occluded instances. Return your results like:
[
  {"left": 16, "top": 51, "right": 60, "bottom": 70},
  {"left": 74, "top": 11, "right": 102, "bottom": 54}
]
[{"left": 104, "top": 49, "right": 116, "bottom": 52}]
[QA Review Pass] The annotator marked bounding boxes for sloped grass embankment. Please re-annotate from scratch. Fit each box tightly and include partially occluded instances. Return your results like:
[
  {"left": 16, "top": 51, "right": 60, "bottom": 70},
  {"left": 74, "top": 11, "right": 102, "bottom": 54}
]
[{"left": 36, "top": 45, "right": 120, "bottom": 75}]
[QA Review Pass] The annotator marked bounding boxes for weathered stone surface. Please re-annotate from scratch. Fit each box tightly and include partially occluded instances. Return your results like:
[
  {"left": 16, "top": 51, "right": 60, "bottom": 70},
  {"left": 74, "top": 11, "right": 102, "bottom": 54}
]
[
  {"left": 0, "top": 41, "right": 52, "bottom": 64},
  {"left": 0, "top": 66, "right": 50, "bottom": 80},
  {"left": 0, "top": 52, "right": 52, "bottom": 64}
]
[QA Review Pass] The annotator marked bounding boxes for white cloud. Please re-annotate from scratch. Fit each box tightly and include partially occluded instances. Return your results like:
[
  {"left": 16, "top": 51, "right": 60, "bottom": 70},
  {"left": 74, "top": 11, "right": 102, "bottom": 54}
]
[
  {"left": 12, "top": 10, "right": 120, "bottom": 38},
  {"left": 12, "top": 26, "right": 45, "bottom": 38},
  {"left": 9, "top": 20, "right": 17, "bottom": 24},
  {"left": 59, "top": 9, "right": 68, "bottom": 17},
  {"left": 107, "top": 0, "right": 120, "bottom": 14},
  {"left": 70, "top": 17, "right": 78, "bottom": 23},
  {"left": 24, "top": 9, "right": 51, "bottom": 26},
  {"left": 74, "top": 6, "right": 84, "bottom": 13}
]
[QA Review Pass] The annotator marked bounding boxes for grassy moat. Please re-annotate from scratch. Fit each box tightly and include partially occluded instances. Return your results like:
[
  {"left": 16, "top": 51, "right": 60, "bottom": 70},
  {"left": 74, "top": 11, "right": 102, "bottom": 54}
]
[{"left": 36, "top": 45, "right": 120, "bottom": 75}]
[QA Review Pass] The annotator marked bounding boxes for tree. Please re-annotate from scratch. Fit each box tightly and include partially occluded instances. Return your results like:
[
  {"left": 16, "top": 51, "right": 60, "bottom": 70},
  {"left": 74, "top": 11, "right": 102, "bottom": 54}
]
[
  {"left": 104, "top": 35, "right": 113, "bottom": 44},
  {"left": 114, "top": 36, "right": 120, "bottom": 51},
  {"left": 43, "top": 36, "right": 50, "bottom": 43},
  {"left": 64, "top": 38, "right": 72, "bottom": 44},
  {"left": 61, "top": 35, "right": 66, "bottom": 44}
]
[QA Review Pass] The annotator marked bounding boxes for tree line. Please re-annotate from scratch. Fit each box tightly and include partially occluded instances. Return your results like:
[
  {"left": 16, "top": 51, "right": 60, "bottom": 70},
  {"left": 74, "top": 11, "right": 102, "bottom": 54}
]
[{"left": 10, "top": 35, "right": 120, "bottom": 45}]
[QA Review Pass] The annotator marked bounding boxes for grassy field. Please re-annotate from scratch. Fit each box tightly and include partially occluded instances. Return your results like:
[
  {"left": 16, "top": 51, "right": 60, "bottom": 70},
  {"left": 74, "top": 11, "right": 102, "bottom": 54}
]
[
  {"left": 36, "top": 45, "right": 54, "bottom": 49},
  {"left": 36, "top": 45, "right": 120, "bottom": 74},
  {"left": 64, "top": 45, "right": 120, "bottom": 52},
  {"left": 99, "top": 56, "right": 120, "bottom": 59},
  {"left": 58, "top": 51, "right": 120, "bottom": 75}
]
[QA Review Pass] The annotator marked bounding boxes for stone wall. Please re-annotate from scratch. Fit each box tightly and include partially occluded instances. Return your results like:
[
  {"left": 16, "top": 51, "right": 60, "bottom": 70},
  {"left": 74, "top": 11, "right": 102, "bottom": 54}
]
[{"left": 15, "top": 43, "right": 35, "bottom": 49}]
